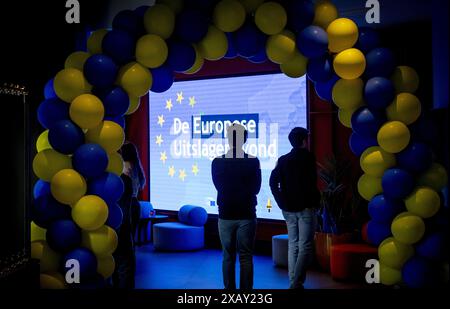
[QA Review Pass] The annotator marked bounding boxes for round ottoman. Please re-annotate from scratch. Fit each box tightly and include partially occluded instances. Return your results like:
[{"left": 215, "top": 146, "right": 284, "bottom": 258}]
[
  {"left": 272, "top": 234, "right": 288, "bottom": 268},
  {"left": 153, "top": 222, "right": 204, "bottom": 251}
]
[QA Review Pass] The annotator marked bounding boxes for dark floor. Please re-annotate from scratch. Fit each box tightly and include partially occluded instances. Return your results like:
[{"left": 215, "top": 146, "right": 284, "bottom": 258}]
[{"left": 135, "top": 245, "right": 363, "bottom": 289}]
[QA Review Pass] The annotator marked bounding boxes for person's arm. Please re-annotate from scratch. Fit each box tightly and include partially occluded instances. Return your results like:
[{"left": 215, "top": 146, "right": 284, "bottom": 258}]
[
  {"left": 269, "top": 160, "right": 284, "bottom": 208},
  {"left": 252, "top": 159, "right": 262, "bottom": 195},
  {"left": 211, "top": 158, "right": 224, "bottom": 191},
  {"left": 309, "top": 152, "right": 320, "bottom": 207}
]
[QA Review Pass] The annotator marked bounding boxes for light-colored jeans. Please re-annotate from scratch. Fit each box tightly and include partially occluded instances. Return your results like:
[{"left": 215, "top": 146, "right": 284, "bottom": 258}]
[{"left": 282, "top": 209, "right": 316, "bottom": 289}]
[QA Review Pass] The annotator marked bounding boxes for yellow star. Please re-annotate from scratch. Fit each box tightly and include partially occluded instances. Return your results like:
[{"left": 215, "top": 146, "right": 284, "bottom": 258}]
[
  {"left": 157, "top": 115, "right": 165, "bottom": 127},
  {"left": 189, "top": 96, "right": 196, "bottom": 108},
  {"left": 168, "top": 165, "right": 175, "bottom": 177},
  {"left": 179, "top": 169, "right": 187, "bottom": 181},
  {"left": 160, "top": 151, "right": 167, "bottom": 164},
  {"left": 192, "top": 163, "right": 199, "bottom": 176},
  {"left": 165, "top": 99, "right": 173, "bottom": 112},
  {"left": 176, "top": 92, "right": 184, "bottom": 104},
  {"left": 155, "top": 134, "right": 163, "bottom": 146}
]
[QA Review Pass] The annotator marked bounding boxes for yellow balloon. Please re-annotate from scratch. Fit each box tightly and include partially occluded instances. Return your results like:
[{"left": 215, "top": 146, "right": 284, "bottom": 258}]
[
  {"left": 418, "top": 163, "right": 448, "bottom": 191},
  {"left": 31, "top": 240, "right": 45, "bottom": 260},
  {"left": 106, "top": 152, "right": 124, "bottom": 176},
  {"left": 313, "top": 0, "right": 338, "bottom": 29},
  {"left": 378, "top": 237, "right": 414, "bottom": 269},
  {"left": 86, "top": 120, "right": 125, "bottom": 153},
  {"left": 53, "top": 68, "right": 91, "bottom": 103},
  {"left": 405, "top": 186, "right": 440, "bottom": 219},
  {"left": 136, "top": 34, "right": 168, "bottom": 69},
  {"left": 117, "top": 62, "right": 152, "bottom": 98},
  {"left": 51, "top": 169, "right": 87, "bottom": 205},
  {"left": 87, "top": 29, "right": 108, "bottom": 55},
  {"left": 144, "top": 4, "right": 175, "bottom": 39},
  {"left": 255, "top": 2, "right": 287, "bottom": 35},
  {"left": 40, "top": 272, "right": 66, "bottom": 289},
  {"left": 327, "top": 18, "right": 358, "bottom": 53},
  {"left": 184, "top": 46, "right": 204, "bottom": 75},
  {"left": 240, "top": 0, "right": 264, "bottom": 13},
  {"left": 31, "top": 221, "right": 46, "bottom": 242},
  {"left": 198, "top": 26, "right": 228, "bottom": 61},
  {"left": 386, "top": 93, "right": 421, "bottom": 125},
  {"left": 36, "top": 130, "right": 52, "bottom": 152},
  {"left": 266, "top": 30, "right": 296, "bottom": 64},
  {"left": 391, "top": 212, "right": 425, "bottom": 244},
  {"left": 338, "top": 108, "right": 357, "bottom": 128},
  {"left": 332, "top": 78, "right": 364, "bottom": 109},
  {"left": 213, "top": 0, "right": 246, "bottom": 32},
  {"left": 158, "top": 0, "right": 183, "bottom": 14},
  {"left": 33, "top": 149, "right": 72, "bottom": 182},
  {"left": 391, "top": 66, "right": 419, "bottom": 94},
  {"left": 70, "top": 94, "right": 105, "bottom": 129},
  {"left": 65, "top": 51, "right": 90, "bottom": 71},
  {"left": 97, "top": 254, "right": 115, "bottom": 279},
  {"left": 72, "top": 195, "right": 109, "bottom": 231},
  {"left": 280, "top": 51, "right": 308, "bottom": 78},
  {"left": 82, "top": 225, "right": 118, "bottom": 257},
  {"left": 380, "top": 263, "right": 402, "bottom": 286},
  {"left": 360, "top": 146, "right": 396, "bottom": 177},
  {"left": 126, "top": 96, "right": 141, "bottom": 115},
  {"left": 333, "top": 48, "right": 366, "bottom": 80},
  {"left": 377, "top": 121, "right": 410, "bottom": 154},
  {"left": 357, "top": 173, "right": 382, "bottom": 201},
  {"left": 31, "top": 240, "right": 61, "bottom": 273}
]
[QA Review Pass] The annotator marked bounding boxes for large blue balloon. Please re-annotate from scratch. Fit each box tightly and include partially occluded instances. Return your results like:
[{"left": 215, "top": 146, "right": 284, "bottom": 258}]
[
  {"left": 106, "top": 204, "right": 123, "bottom": 230},
  {"left": 46, "top": 220, "right": 81, "bottom": 253},
  {"left": 112, "top": 9, "right": 143, "bottom": 38},
  {"left": 364, "top": 77, "right": 395, "bottom": 110},
  {"left": 314, "top": 74, "right": 339, "bottom": 102},
  {"left": 32, "top": 194, "right": 72, "bottom": 228},
  {"left": 397, "top": 142, "right": 433, "bottom": 175},
  {"left": 102, "top": 30, "right": 135, "bottom": 65},
  {"left": 307, "top": 55, "right": 333, "bottom": 83},
  {"left": 104, "top": 115, "right": 125, "bottom": 128},
  {"left": 364, "top": 48, "right": 396, "bottom": 79},
  {"left": 37, "top": 98, "right": 70, "bottom": 129},
  {"left": 235, "top": 22, "right": 266, "bottom": 58},
  {"left": 175, "top": 9, "right": 208, "bottom": 43},
  {"left": 402, "top": 256, "right": 438, "bottom": 288},
  {"left": 351, "top": 107, "right": 385, "bottom": 138},
  {"left": 287, "top": 0, "right": 315, "bottom": 33},
  {"left": 150, "top": 64, "right": 174, "bottom": 93},
  {"left": 33, "top": 180, "right": 51, "bottom": 199},
  {"left": 368, "top": 194, "right": 404, "bottom": 223},
  {"left": 88, "top": 172, "right": 124, "bottom": 205},
  {"left": 355, "top": 27, "right": 380, "bottom": 53},
  {"left": 349, "top": 132, "right": 378, "bottom": 157},
  {"left": 83, "top": 55, "right": 118, "bottom": 88},
  {"left": 248, "top": 48, "right": 268, "bottom": 64},
  {"left": 367, "top": 220, "right": 391, "bottom": 246},
  {"left": 93, "top": 86, "right": 129, "bottom": 117},
  {"left": 382, "top": 168, "right": 415, "bottom": 199},
  {"left": 48, "top": 120, "right": 85, "bottom": 155},
  {"left": 44, "top": 78, "right": 57, "bottom": 99},
  {"left": 167, "top": 41, "right": 196, "bottom": 72},
  {"left": 416, "top": 232, "right": 446, "bottom": 261},
  {"left": 72, "top": 144, "right": 108, "bottom": 179},
  {"left": 224, "top": 32, "right": 238, "bottom": 59},
  {"left": 297, "top": 26, "right": 328, "bottom": 59},
  {"left": 63, "top": 248, "right": 98, "bottom": 281}
]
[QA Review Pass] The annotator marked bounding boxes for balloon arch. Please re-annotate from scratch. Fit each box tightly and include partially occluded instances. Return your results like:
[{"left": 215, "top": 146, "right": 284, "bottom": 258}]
[{"left": 32, "top": 0, "right": 447, "bottom": 288}]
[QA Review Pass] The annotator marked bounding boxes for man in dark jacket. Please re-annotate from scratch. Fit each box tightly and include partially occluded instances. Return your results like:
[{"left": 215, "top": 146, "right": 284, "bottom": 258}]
[
  {"left": 269, "top": 127, "right": 319, "bottom": 289},
  {"left": 212, "top": 123, "right": 261, "bottom": 290}
]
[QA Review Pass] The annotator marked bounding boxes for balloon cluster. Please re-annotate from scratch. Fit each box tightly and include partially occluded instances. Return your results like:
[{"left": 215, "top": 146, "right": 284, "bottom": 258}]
[{"left": 32, "top": 0, "right": 447, "bottom": 288}]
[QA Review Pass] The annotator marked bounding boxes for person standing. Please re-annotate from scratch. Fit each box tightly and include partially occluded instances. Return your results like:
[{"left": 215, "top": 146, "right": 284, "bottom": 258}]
[
  {"left": 212, "top": 124, "right": 262, "bottom": 290},
  {"left": 269, "top": 127, "right": 319, "bottom": 289}
]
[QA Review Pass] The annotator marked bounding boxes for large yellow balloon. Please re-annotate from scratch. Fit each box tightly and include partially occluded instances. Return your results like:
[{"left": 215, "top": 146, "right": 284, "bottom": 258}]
[
  {"left": 313, "top": 0, "right": 338, "bottom": 29},
  {"left": 197, "top": 26, "right": 228, "bottom": 61},
  {"left": 86, "top": 121, "right": 125, "bottom": 153},
  {"left": 266, "top": 30, "right": 296, "bottom": 64},
  {"left": 97, "top": 255, "right": 115, "bottom": 279},
  {"left": 405, "top": 186, "right": 440, "bottom": 219},
  {"left": 31, "top": 240, "right": 45, "bottom": 260},
  {"left": 380, "top": 263, "right": 402, "bottom": 286},
  {"left": 391, "top": 66, "right": 419, "bottom": 94},
  {"left": 40, "top": 272, "right": 67, "bottom": 289},
  {"left": 386, "top": 93, "right": 421, "bottom": 125},
  {"left": 184, "top": 46, "right": 204, "bottom": 75},
  {"left": 126, "top": 96, "right": 141, "bottom": 115},
  {"left": 360, "top": 146, "right": 396, "bottom": 177},
  {"left": 332, "top": 78, "right": 364, "bottom": 110},
  {"left": 136, "top": 34, "right": 168, "bottom": 69},
  {"left": 53, "top": 68, "right": 91, "bottom": 103},
  {"left": 255, "top": 2, "right": 287, "bottom": 35},
  {"left": 357, "top": 173, "right": 383, "bottom": 201},
  {"left": 337, "top": 108, "right": 357, "bottom": 128},
  {"left": 213, "top": 0, "right": 246, "bottom": 32},
  {"left": 31, "top": 240, "right": 61, "bottom": 273},
  {"left": 36, "top": 130, "right": 52, "bottom": 152},
  {"left": 117, "top": 62, "right": 152, "bottom": 98},
  {"left": 106, "top": 152, "right": 124, "bottom": 176},
  {"left": 33, "top": 149, "right": 72, "bottom": 182},
  {"left": 333, "top": 48, "right": 366, "bottom": 80},
  {"left": 87, "top": 29, "right": 108, "bottom": 55},
  {"left": 65, "top": 51, "right": 90, "bottom": 71},
  {"left": 31, "top": 221, "right": 46, "bottom": 242},
  {"left": 70, "top": 94, "right": 105, "bottom": 129},
  {"left": 72, "top": 195, "right": 109, "bottom": 231},
  {"left": 391, "top": 212, "right": 425, "bottom": 245},
  {"left": 144, "top": 4, "right": 175, "bottom": 39},
  {"left": 51, "top": 169, "right": 87, "bottom": 205},
  {"left": 280, "top": 51, "right": 308, "bottom": 78},
  {"left": 327, "top": 18, "right": 358, "bottom": 53},
  {"left": 377, "top": 121, "right": 410, "bottom": 154},
  {"left": 240, "top": 0, "right": 264, "bottom": 13},
  {"left": 158, "top": 0, "right": 183, "bottom": 14},
  {"left": 418, "top": 163, "right": 448, "bottom": 191},
  {"left": 378, "top": 237, "right": 414, "bottom": 269},
  {"left": 82, "top": 225, "right": 118, "bottom": 257}
]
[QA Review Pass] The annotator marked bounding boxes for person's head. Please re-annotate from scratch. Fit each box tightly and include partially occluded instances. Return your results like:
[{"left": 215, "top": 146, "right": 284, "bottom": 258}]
[
  {"left": 120, "top": 141, "right": 140, "bottom": 165},
  {"left": 288, "top": 127, "right": 309, "bottom": 148},
  {"left": 227, "top": 123, "right": 248, "bottom": 149}
]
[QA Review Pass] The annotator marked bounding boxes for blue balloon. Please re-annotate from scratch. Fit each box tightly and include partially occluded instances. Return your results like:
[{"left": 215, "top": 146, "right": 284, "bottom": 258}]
[
  {"left": 235, "top": 22, "right": 266, "bottom": 58},
  {"left": 297, "top": 26, "right": 328, "bottom": 59},
  {"left": 33, "top": 180, "right": 51, "bottom": 199},
  {"left": 287, "top": 0, "right": 315, "bottom": 33},
  {"left": 112, "top": 9, "right": 143, "bottom": 37},
  {"left": 355, "top": 27, "right": 380, "bottom": 53},
  {"left": 410, "top": 114, "right": 439, "bottom": 150},
  {"left": 134, "top": 5, "right": 150, "bottom": 18},
  {"left": 314, "top": 74, "right": 339, "bottom": 102},
  {"left": 44, "top": 78, "right": 57, "bottom": 99},
  {"left": 364, "top": 77, "right": 395, "bottom": 110},
  {"left": 397, "top": 142, "right": 433, "bottom": 175},
  {"left": 77, "top": 273, "right": 107, "bottom": 289},
  {"left": 102, "top": 30, "right": 135, "bottom": 65},
  {"left": 93, "top": 87, "right": 129, "bottom": 117},
  {"left": 416, "top": 232, "right": 447, "bottom": 261},
  {"left": 83, "top": 54, "right": 118, "bottom": 88},
  {"left": 307, "top": 55, "right": 333, "bottom": 83},
  {"left": 106, "top": 204, "right": 123, "bottom": 230},
  {"left": 349, "top": 132, "right": 378, "bottom": 157},
  {"left": 72, "top": 144, "right": 108, "bottom": 179},
  {"left": 175, "top": 9, "right": 208, "bottom": 43},
  {"left": 48, "top": 120, "right": 84, "bottom": 155},
  {"left": 368, "top": 194, "right": 404, "bottom": 223},
  {"left": 382, "top": 168, "right": 415, "bottom": 199},
  {"left": 224, "top": 32, "right": 238, "bottom": 59},
  {"left": 46, "top": 220, "right": 81, "bottom": 253},
  {"left": 364, "top": 47, "right": 396, "bottom": 79},
  {"left": 37, "top": 98, "right": 70, "bottom": 129},
  {"left": 32, "top": 194, "right": 72, "bottom": 228},
  {"left": 167, "top": 41, "right": 196, "bottom": 72},
  {"left": 88, "top": 172, "right": 124, "bottom": 205},
  {"left": 351, "top": 107, "right": 385, "bottom": 138},
  {"left": 402, "top": 256, "right": 438, "bottom": 288},
  {"left": 248, "top": 48, "right": 268, "bottom": 64},
  {"left": 63, "top": 248, "right": 98, "bottom": 281},
  {"left": 150, "top": 64, "right": 174, "bottom": 93},
  {"left": 367, "top": 220, "right": 391, "bottom": 246},
  {"left": 104, "top": 115, "right": 126, "bottom": 128}
]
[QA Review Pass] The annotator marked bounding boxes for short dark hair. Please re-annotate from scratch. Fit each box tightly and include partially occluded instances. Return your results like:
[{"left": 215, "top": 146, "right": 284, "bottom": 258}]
[
  {"left": 227, "top": 123, "right": 248, "bottom": 145},
  {"left": 288, "top": 127, "right": 309, "bottom": 148}
]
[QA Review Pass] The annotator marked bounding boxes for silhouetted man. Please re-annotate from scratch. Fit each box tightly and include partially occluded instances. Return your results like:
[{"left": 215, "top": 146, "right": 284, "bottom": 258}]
[
  {"left": 211, "top": 123, "right": 261, "bottom": 290},
  {"left": 270, "top": 127, "right": 319, "bottom": 289}
]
